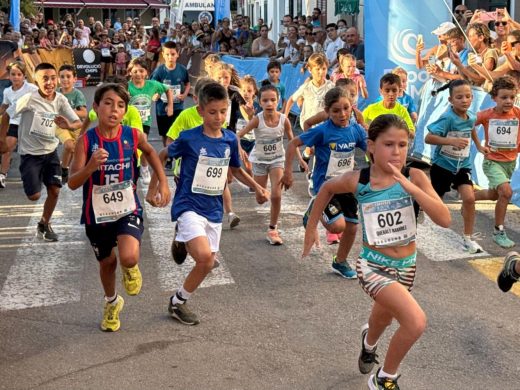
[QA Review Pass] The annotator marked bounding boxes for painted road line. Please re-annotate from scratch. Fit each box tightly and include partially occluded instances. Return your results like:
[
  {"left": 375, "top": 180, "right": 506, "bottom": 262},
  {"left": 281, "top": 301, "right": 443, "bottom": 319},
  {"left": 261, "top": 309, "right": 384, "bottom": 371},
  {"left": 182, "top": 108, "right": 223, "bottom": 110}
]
[
  {"left": 0, "top": 187, "right": 85, "bottom": 311},
  {"left": 417, "top": 215, "right": 489, "bottom": 261},
  {"left": 469, "top": 257, "right": 520, "bottom": 298},
  {"left": 143, "top": 177, "right": 235, "bottom": 291}
]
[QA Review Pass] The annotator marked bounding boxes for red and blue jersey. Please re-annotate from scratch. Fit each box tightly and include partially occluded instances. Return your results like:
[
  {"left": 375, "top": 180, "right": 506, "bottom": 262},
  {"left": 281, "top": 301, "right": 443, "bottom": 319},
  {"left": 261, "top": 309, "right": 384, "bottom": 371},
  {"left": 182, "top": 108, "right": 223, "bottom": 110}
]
[{"left": 81, "top": 125, "right": 142, "bottom": 225}]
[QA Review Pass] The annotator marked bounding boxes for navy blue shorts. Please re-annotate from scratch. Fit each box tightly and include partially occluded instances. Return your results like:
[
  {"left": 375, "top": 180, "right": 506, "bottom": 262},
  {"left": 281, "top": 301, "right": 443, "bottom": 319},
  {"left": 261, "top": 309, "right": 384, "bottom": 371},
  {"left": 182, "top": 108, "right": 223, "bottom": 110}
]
[
  {"left": 7, "top": 124, "right": 18, "bottom": 138},
  {"left": 19, "top": 150, "right": 62, "bottom": 197},
  {"left": 85, "top": 214, "right": 144, "bottom": 261}
]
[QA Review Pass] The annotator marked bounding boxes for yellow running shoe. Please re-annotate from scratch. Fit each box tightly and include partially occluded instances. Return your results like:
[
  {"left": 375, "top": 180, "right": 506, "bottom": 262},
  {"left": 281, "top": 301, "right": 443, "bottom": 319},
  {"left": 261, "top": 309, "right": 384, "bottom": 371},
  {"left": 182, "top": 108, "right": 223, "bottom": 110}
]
[
  {"left": 122, "top": 264, "right": 142, "bottom": 296},
  {"left": 100, "top": 295, "right": 124, "bottom": 332}
]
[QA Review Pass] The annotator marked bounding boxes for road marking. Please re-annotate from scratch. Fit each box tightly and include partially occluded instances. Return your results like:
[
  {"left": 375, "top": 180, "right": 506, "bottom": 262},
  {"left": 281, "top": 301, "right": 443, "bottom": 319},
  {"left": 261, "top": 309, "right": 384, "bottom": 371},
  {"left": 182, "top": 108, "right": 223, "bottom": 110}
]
[
  {"left": 142, "top": 177, "right": 235, "bottom": 291},
  {"left": 469, "top": 257, "right": 520, "bottom": 298},
  {"left": 0, "top": 188, "right": 85, "bottom": 311}
]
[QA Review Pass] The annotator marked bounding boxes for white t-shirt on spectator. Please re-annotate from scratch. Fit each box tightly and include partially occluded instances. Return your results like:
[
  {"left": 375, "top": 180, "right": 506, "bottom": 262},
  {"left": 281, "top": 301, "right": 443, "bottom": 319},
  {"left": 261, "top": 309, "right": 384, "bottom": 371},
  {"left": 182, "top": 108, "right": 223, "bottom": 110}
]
[{"left": 325, "top": 37, "right": 344, "bottom": 64}]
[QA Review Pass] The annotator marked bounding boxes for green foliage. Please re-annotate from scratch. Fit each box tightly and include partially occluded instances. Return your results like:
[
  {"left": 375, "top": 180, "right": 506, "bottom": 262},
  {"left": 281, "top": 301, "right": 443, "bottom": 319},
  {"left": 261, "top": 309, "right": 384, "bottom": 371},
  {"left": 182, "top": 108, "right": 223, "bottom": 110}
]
[{"left": 0, "top": 0, "right": 37, "bottom": 21}]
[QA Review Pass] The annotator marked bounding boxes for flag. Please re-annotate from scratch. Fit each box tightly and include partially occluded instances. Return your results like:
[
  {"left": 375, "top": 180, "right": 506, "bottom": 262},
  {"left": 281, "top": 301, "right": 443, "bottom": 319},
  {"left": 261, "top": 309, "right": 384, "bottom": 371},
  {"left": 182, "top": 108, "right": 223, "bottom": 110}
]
[
  {"left": 214, "top": 0, "right": 230, "bottom": 28},
  {"left": 10, "top": 0, "right": 21, "bottom": 32}
]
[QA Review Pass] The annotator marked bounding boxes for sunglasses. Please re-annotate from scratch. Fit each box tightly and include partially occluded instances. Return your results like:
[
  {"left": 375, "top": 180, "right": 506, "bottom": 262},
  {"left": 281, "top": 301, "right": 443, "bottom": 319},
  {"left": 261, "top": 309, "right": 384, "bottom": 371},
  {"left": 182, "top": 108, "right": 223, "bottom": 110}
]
[
  {"left": 511, "top": 40, "right": 520, "bottom": 46},
  {"left": 495, "top": 21, "right": 508, "bottom": 26},
  {"left": 454, "top": 9, "right": 466, "bottom": 14}
]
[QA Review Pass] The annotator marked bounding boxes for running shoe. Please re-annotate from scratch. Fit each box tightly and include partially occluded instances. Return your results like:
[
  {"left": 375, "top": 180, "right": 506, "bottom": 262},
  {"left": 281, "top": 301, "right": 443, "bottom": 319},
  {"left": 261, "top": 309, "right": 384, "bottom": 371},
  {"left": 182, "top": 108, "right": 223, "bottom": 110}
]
[
  {"left": 463, "top": 238, "right": 483, "bottom": 254},
  {"left": 100, "top": 295, "right": 124, "bottom": 332},
  {"left": 37, "top": 222, "right": 58, "bottom": 242},
  {"left": 368, "top": 368, "right": 401, "bottom": 390},
  {"left": 267, "top": 229, "right": 283, "bottom": 245},
  {"left": 307, "top": 172, "right": 314, "bottom": 197},
  {"left": 61, "top": 167, "right": 69, "bottom": 184},
  {"left": 332, "top": 256, "right": 357, "bottom": 279},
  {"left": 228, "top": 212, "right": 240, "bottom": 229},
  {"left": 497, "top": 251, "right": 520, "bottom": 292},
  {"left": 358, "top": 324, "right": 379, "bottom": 374},
  {"left": 140, "top": 166, "right": 151, "bottom": 185},
  {"left": 121, "top": 264, "right": 142, "bottom": 296},
  {"left": 302, "top": 197, "right": 315, "bottom": 228},
  {"left": 326, "top": 232, "right": 340, "bottom": 245},
  {"left": 0, "top": 173, "right": 5, "bottom": 188},
  {"left": 171, "top": 225, "right": 188, "bottom": 265},
  {"left": 493, "top": 229, "right": 515, "bottom": 249},
  {"left": 168, "top": 296, "right": 200, "bottom": 325}
]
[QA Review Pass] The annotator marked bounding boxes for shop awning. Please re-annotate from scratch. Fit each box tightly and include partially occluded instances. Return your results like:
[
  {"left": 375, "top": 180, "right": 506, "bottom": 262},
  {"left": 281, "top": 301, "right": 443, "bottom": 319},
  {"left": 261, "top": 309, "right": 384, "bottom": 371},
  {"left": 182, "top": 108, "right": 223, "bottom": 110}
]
[
  {"left": 143, "top": 0, "right": 169, "bottom": 9},
  {"left": 37, "top": 0, "right": 168, "bottom": 8},
  {"left": 36, "top": 0, "right": 85, "bottom": 8}
]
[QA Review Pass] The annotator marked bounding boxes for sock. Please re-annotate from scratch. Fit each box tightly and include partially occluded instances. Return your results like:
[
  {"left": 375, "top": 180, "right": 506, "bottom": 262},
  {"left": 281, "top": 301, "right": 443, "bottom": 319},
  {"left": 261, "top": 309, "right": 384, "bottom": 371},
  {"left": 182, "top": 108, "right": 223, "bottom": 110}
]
[
  {"left": 105, "top": 294, "right": 118, "bottom": 304},
  {"left": 464, "top": 234, "right": 472, "bottom": 242},
  {"left": 363, "top": 334, "right": 377, "bottom": 352},
  {"left": 378, "top": 368, "right": 398, "bottom": 380},
  {"left": 494, "top": 225, "right": 504, "bottom": 234},
  {"left": 269, "top": 225, "right": 276, "bottom": 230},
  {"left": 171, "top": 286, "right": 191, "bottom": 305}
]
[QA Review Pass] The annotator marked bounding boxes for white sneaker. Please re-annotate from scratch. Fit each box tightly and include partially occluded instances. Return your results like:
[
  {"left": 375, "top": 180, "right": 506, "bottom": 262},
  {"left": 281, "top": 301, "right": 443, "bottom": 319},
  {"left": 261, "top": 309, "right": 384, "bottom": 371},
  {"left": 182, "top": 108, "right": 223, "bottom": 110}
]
[
  {"left": 140, "top": 166, "right": 151, "bottom": 185},
  {"left": 464, "top": 238, "right": 483, "bottom": 254},
  {"left": 228, "top": 212, "right": 240, "bottom": 229},
  {"left": 0, "top": 173, "right": 5, "bottom": 188}
]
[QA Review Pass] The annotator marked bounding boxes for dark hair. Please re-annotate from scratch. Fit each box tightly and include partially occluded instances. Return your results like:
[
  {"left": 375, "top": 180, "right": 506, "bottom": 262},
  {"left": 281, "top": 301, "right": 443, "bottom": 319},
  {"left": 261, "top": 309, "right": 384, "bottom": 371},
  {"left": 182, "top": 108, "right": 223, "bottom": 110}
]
[
  {"left": 431, "top": 79, "right": 470, "bottom": 97},
  {"left": 490, "top": 75, "right": 518, "bottom": 97},
  {"left": 368, "top": 114, "right": 409, "bottom": 142},
  {"left": 163, "top": 41, "right": 177, "bottom": 50},
  {"left": 267, "top": 60, "right": 282, "bottom": 72},
  {"left": 324, "top": 87, "right": 350, "bottom": 109},
  {"left": 467, "top": 23, "right": 492, "bottom": 46},
  {"left": 379, "top": 73, "right": 401, "bottom": 88},
  {"left": 325, "top": 23, "right": 337, "bottom": 30},
  {"left": 258, "top": 83, "right": 279, "bottom": 99},
  {"left": 198, "top": 82, "right": 229, "bottom": 107},
  {"left": 193, "top": 77, "right": 214, "bottom": 96},
  {"left": 58, "top": 64, "right": 76, "bottom": 76},
  {"left": 128, "top": 57, "right": 148, "bottom": 73},
  {"left": 336, "top": 47, "right": 349, "bottom": 61},
  {"left": 446, "top": 27, "right": 464, "bottom": 40},
  {"left": 313, "top": 8, "right": 321, "bottom": 14},
  {"left": 335, "top": 78, "right": 356, "bottom": 88},
  {"left": 94, "top": 83, "right": 129, "bottom": 108},
  {"left": 34, "top": 62, "right": 56, "bottom": 73}
]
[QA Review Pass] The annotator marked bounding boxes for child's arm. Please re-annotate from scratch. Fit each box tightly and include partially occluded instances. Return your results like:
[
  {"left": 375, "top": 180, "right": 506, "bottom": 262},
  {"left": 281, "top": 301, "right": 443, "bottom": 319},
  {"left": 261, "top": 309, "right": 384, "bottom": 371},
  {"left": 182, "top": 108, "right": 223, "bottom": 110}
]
[
  {"left": 284, "top": 116, "right": 306, "bottom": 168},
  {"left": 237, "top": 116, "right": 258, "bottom": 139},
  {"left": 303, "top": 111, "right": 328, "bottom": 130},
  {"left": 68, "top": 136, "right": 107, "bottom": 190},
  {"left": 230, "top": 166, "right": 269, "bottom": 203},
  {"left": 359, "top": 75, "right": 369, "bottom": 99},
  {"left": 471, "top": 126, "right": 489, "bottom": 154},
  {"left": 75, "top": 106, "right": 87, "bottom": 122},
  {"left": 353, "top": 108, "right": 368, "bottom": 130},
  {"left": 55, "top": 115, "right": 82, "bottom": 131},
  {"left": 283, "top": 96, "right": 294, "bottom": 117},
  {"left": 425, "top": 133, "right": 468, "bottom": 148},
  {"left": 0, "top": 103, "right": 8, "bottom": 116},
  {"left": 280, "top": 137, "right": 305, "bottom": 190},
  {"left": 0, "top": 113, "right": 9, "bottom": 153}
]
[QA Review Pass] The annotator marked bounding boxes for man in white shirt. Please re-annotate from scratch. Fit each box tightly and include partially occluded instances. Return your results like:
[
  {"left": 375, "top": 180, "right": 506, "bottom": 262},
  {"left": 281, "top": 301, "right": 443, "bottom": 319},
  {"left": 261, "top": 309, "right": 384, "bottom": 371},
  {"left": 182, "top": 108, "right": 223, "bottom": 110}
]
[
  {"left": 77, "top": 19, "right": 91, "bottom": 45},
  {"left": 324, "top": 23, "right": 344, "bottom": 67}
]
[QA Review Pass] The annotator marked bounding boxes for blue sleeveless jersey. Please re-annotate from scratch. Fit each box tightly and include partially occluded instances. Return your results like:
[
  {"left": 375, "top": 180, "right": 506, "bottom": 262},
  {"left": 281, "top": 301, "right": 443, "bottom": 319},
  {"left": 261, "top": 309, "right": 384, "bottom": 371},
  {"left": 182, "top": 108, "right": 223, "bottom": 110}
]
[{"left": 81, "top": 125, "right": 142, "bottom": 225}]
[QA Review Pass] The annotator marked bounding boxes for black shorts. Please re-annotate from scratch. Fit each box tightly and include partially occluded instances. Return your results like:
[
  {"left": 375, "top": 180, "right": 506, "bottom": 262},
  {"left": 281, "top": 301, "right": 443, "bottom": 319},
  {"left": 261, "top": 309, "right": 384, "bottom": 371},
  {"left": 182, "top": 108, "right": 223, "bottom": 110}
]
[
  {"left": 143, "top": 125, "right": 151, "bottom": 135},
  {"left": 323, "top": 193, "right": 359, "bottom": 224},
  {"left": 19, "top": 150, "right": 62, "bottom": 196},
  {"left": 156, "top": 112, "right": 180, "bottom": 137},
  {"left": 100, "top": 56, "right": 112, "bottom": 64},
  {"left": 7, "top": 124, "right": 18, "bottom": 138},
  {"left": 240, "top": 139, "right": 255, "bottom": 154},
  {"left": 85, "top": 214, "right": 144, "bottom": 261},
  {"left": 430, "top": 164, "right": 473, "bottom": 198}
]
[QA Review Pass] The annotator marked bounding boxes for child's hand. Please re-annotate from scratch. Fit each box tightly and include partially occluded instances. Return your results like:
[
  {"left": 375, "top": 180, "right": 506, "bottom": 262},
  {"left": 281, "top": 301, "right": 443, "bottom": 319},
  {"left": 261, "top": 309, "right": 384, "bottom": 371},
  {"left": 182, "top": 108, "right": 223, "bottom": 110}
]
[
  {"left": 152, "top": 93, "right": 160, "bottom": 101},
  {"left": 280, "top": 171, "right": 293, "bottom": 191},
  {"left": 255, "top": 187, "right": 270, "bottom": 204},
  {"left": 387, "top": 163, "right": 417, "bottom": 195},
  {"left": 87, "top": 148, "right": 109, "bottom": 171},
  {"left": 302, "top": 227, "right": 320, "bottom": 258},
  {"left": 477, "top": 145, "right": 490, "bottom": 155},
  {"left": 450, "top": 137, "right": 469, "bottom": 149},
  {"left": 54, "top": 115, "right": 71, "bottom": 129},
  {"left": 166, "top": 106, "right": 174, "bottom": 117},
  {"left": 501, "top": 40, "right": 512, "bottom": 54}
]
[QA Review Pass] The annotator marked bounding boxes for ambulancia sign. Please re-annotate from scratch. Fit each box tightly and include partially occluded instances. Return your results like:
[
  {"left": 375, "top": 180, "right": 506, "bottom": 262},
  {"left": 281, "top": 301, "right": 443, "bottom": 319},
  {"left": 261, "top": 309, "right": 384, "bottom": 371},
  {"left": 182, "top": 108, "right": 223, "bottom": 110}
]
[{"left": 184, "top": 1, "right": 214, "bottom": 10}]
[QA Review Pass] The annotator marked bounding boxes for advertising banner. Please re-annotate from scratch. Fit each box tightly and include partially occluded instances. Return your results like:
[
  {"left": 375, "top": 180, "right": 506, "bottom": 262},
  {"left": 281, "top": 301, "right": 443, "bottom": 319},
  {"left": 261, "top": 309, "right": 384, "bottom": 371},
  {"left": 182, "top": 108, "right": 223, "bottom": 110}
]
[{"left": 72, "top": 49, "right": 101, "bottom": 85}]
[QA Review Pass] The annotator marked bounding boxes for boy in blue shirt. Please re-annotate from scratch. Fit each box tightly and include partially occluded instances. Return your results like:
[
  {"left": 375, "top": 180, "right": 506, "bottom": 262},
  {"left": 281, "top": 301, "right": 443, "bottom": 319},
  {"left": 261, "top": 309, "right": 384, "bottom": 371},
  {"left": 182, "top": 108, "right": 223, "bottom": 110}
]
[
  {"left": 262, "top": 61, "right": 286, "bottom": 112},
  {"left": 148, "top": 82, "right": 269, "bottom": 325}
]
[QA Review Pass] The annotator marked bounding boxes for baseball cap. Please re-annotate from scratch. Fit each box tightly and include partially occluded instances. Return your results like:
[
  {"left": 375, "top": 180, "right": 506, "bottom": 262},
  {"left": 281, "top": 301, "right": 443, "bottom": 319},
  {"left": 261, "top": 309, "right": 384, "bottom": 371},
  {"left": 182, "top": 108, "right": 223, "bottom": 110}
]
[{"left": 431, "top": 22, "right": 456, "bottom": 36}]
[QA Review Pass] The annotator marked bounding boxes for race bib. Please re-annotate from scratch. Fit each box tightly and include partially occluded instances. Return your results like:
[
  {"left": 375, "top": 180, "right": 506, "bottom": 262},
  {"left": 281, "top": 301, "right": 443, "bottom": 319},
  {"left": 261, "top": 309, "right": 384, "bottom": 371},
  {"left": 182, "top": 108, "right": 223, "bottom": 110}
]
[
  {"left": 238, "top": 118, "right": 255, "bottom": 141},
  {"left": 440, "top": 131, "right": 471, "bottom": 159},
  {"left": 101, "top": 48, "right": 111, "bottom": 57},
  {"left": 92, "top": 180, "right": 136, "bottom": 224},
  {"left": 326, "top": 150, "right": 354, "bottom": 179},
  {"left": 488, "top": 119, "right": 519, "bottom": 150},
  {"left": 137, "top": 107, "right": 151, "bottom": 123},
  {"left": 191, "top": 156, "right": 230, "bottom": 196},
  {"left": 30, "top": 112, "right": 57, "bottom": 140},
  {"left": 255, "top": 137, "right": 284, "bottom": 162},
  {"left": 362, "top": 197, "right": 416, "bottom": 247},
  {"left": 161, "top": 83, "right": 182, "bottom": 103}
]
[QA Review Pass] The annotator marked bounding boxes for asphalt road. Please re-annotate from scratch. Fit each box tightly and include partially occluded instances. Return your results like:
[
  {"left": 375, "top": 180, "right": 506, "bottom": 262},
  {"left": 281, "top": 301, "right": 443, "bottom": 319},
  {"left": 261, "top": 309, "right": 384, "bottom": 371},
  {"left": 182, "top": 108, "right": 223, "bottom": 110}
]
[{"left": 1, "top": 87, "right": 520, "bottom": 390}]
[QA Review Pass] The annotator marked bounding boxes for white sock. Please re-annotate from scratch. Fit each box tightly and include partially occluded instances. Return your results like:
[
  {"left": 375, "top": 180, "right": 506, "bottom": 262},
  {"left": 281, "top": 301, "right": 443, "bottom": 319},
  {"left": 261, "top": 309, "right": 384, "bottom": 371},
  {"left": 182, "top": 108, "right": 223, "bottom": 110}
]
[
  {"left": 464, "top": 234, "right": 472, "bottom": 242},
  {"left": 171, "top": 286, "right": 191, "bottom": 305},
  {"left": 378, "top": 368, "right": 398, "bottom": 380},
  {"left": 105, "top": 294, "right": 118, "bottom": 304},
  {"left": 363, "top": 334, "right": 377, "bottom": 351}
]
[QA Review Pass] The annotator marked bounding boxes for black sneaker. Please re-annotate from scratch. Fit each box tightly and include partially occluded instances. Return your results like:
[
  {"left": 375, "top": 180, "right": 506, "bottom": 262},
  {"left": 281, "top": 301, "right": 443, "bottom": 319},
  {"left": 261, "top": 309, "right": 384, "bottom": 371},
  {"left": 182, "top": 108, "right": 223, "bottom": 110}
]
[
  {"left": 497, "top": 251, "right": 520, "bottom": 292},
  {"left": 359, "top": 325, "right": 379, "bottom": 374},
  {"left": 368, "top": 368, "right": 400, "bottom": 390},
  {"left": 168, "top": 297, "right": 200, "bottom": 325},
  {"left": 37, "top": 222, "right": 58, "bottom": 242},
  {"left": 61, "top": 167, "right": 69, "bottom": 184},
  {"left": 171, "top": 225, "right": 187, "bottom": 264}
]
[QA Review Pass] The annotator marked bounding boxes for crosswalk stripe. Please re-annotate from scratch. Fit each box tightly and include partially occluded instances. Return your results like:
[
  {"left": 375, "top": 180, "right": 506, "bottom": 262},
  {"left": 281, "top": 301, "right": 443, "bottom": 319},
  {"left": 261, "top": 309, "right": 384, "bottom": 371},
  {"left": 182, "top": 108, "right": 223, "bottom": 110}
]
[
  {"left": 0, "top": 187, "right": 85, "bottom": 311},
  {"left": 142, "top": 177, "right": 235, "bottom": 291}
]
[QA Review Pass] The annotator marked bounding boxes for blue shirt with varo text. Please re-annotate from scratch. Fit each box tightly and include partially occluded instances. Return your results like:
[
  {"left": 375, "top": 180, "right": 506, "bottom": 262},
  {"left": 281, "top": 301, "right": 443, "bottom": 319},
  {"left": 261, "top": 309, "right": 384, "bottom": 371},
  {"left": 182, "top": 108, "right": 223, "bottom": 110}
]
[
  {"left": 167, "top": 126, "right": 241, "bottom": 223},
  {"left": 151, "top": 63, "right": 190, "bottom": 116},
  {"left": 299, "top": 119, "right": 367, "bottom": 192}
]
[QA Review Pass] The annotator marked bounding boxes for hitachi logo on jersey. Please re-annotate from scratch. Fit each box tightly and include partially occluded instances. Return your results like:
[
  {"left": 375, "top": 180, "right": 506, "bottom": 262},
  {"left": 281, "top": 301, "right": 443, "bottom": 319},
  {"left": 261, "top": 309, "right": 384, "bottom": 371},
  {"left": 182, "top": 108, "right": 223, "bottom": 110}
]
[{"left": 99, "top": 161, "right": 131, "bottom": 171}]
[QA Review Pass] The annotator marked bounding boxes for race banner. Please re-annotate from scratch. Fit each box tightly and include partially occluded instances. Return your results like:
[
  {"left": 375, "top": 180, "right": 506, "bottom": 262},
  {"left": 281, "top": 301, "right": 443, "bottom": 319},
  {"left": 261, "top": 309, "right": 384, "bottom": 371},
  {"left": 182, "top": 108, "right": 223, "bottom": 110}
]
[{"left": 72, "top": 48, "right": 101, "bottom": 85}]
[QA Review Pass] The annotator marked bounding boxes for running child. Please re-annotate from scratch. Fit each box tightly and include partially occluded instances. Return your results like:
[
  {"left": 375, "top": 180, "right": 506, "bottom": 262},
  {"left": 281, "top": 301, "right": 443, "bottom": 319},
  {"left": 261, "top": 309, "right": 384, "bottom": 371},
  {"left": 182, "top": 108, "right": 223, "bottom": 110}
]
[
  {"left": 96, "top": 33, "right": 114, "bottom": 85},
  {"left": 1, "top": 62, "right": 82, "bottom": 241},
  {"left": 282, "top": 87, "right": 367, "bottom": 276},
  {"left": 473, "top": 76, "right": 520, "bottom": 248},
  {"left": 425, "top": 79, "right": 487, "bottom": 254},
  {"left": 0, "top": 62, "right": 38, "bottom": 188},
  {"left": 237, "top": 83, "right": 297, "bottom": 245},
  {"left": 68, "top": 83, "right": 171, "bottom": 332},
  {"left": 128, "top": 57, "right": 173, "bottom": 184},
  {"left": 56, "top": 64, "right": 87, "bottom": 183},
  {"left": 148, "top": 82, "right": 269, "bottom": 325},
  {"left": 302, "top": 114, "right": 451, "bottom": 389}
]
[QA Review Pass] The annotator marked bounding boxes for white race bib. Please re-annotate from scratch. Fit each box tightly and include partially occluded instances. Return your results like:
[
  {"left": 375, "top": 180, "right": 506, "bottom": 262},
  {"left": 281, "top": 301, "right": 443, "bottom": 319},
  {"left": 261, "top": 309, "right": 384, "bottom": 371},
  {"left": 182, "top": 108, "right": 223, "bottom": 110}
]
[
  {"left": 440, "top": 131, "right": 471, "bottom": 159},
  {"left": 326, "top": 150, "right": 354, "bottom": 179},
  {"left": 488, "top": 119, "right": 519, "bottom": 150},
  {"left": 239, "top": 118, "right": 255, "bottom": 141},
  {"left": 137, "top": 107, "right": 151, "bottom": 123},
  {"left": 101, "top": 48, "right": 111, "bottom": 57},
  {"left": 191, "top": 156, "right": 230, "bottom": 196},
  {"left": 92, "top": 180, "right": 136, "bottom": 224},
  {"left": 29, "top": 112, "right": 57, "bottom": 140},
  {"left": 254, "top": 137, "right": 284, "bottom": 162},
  {"left": 362, "top": 197, "right": 416, "bottom": 247}
]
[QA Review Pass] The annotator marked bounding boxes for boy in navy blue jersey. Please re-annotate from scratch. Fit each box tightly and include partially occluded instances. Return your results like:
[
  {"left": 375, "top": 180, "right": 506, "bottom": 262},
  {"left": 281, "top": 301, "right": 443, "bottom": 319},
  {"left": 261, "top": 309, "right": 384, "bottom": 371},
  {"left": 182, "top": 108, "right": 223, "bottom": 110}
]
[{"left": 148, "top": 82, "right": 269, "bottom": 325}]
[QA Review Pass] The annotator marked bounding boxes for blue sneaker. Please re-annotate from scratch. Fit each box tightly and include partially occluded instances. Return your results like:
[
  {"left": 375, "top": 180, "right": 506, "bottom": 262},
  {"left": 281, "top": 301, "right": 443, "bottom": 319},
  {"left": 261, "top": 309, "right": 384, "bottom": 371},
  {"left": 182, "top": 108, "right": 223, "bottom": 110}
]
[
  {"left": 302, "top": 197, "right": 315, "bottom": 228},
  {"left": 332, "top": 256, "right": 357, "bottom": 279}
]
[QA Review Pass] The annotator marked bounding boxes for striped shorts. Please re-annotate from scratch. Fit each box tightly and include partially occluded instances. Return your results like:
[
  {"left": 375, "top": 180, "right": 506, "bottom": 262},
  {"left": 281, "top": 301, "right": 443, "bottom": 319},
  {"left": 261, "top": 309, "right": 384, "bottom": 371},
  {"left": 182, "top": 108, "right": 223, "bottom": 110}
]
[{"left": 356, "top": 249, "right": 416, "bottom": 300}]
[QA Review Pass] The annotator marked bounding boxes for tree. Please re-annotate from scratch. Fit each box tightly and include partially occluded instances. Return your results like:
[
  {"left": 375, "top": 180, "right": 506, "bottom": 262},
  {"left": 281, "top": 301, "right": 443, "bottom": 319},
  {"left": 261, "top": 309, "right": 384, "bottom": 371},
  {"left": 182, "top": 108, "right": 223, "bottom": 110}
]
[{"left": 0, "top": 0, "right": 37, "bottom": 22}]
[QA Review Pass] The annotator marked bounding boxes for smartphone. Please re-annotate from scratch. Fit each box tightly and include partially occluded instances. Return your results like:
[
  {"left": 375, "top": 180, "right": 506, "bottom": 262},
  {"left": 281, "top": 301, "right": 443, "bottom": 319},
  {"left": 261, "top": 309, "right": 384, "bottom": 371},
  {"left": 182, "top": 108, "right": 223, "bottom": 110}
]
[
  {"left": 480, "top": 11, "right": 497, "bottom": 22},
  {"left": 428, "top": 55, "right": 436, "bottom": 65},
  {"left": 417, "top": 34, "right": 424, "bottom": 46}
]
